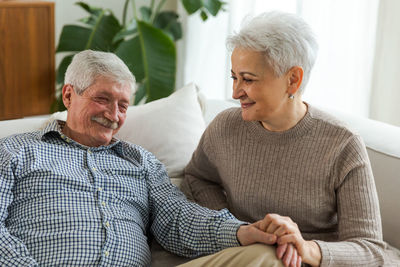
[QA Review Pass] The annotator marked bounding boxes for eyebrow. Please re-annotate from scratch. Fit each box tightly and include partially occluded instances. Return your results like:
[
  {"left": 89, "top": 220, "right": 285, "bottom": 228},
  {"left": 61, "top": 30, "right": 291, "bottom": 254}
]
[{"left": 231, "top": 70, "right": 258, "bottom": 77}]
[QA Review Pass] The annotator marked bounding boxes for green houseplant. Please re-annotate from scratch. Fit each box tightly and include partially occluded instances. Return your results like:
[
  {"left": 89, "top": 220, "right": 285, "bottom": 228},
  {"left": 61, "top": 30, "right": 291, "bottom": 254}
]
[{"left": 53, "top": 0, "right": 226, "bottom": 111}]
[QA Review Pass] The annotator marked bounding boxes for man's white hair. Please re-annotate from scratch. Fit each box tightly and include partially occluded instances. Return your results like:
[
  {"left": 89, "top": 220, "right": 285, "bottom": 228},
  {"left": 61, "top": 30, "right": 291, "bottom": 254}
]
[
  {"left": 65, "top": 50, "right": 135, "bottom": 95},
  {"left": 226, "top": 11, "right": 318, "bottom": 94}
]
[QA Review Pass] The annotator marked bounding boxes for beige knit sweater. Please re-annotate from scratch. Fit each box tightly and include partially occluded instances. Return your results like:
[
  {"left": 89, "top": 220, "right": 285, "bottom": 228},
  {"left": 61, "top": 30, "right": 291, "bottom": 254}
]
[{"left": 182, "top": 106, "right": 389, "bottom": 266}]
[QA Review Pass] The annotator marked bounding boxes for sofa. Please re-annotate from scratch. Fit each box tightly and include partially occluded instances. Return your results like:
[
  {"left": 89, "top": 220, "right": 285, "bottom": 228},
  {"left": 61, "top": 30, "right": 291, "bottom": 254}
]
[{"left": 0, "top": 83, "right": 399, "bottom": 265}]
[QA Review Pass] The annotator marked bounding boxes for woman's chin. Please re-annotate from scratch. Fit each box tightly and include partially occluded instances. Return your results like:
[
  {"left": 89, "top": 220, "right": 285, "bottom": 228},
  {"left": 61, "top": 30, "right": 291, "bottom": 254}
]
[{"left": 240, "top": 109, "right": 256, "bottom": 121}]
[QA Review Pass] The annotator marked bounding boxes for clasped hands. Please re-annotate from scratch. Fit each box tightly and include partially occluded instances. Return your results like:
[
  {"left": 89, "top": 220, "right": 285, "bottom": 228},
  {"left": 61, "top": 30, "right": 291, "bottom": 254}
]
[{"left": 237, "top": 213, "right": 321, "bottom": 267}]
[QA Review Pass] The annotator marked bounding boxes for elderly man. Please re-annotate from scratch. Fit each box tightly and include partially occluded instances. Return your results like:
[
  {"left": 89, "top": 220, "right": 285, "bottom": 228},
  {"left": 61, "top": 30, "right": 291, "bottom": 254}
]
[{"left": 0, "top": 50, "right": 299, "bottom": 267}]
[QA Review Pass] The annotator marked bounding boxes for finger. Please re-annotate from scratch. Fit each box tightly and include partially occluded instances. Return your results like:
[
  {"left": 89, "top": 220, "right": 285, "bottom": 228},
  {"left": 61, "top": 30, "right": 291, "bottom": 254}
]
[
  {"left": 252, "top": 227, "right": 277, "bottom": 245},
  {"left": 276, "top": 243, "right": 287, "bottom": 259},
  {"left": 290, "top": 248, "right": 297, "bottom": 267},
  {"left": 282, "top": 243, "right": 293, "bottom": 267},
  {"left": 297, "top": 255, "right": 302, "bottom": 267},
  {"left": 243, "top": 225, "right": 277, "bottom": 245},
  {"left": 278, "top": 234, "right": 300, "bottom": 246},
  {"left": 258, "top": 214, "right": 274, "bottom": 232},
  {"left": 266, "top": 223, "right": 279, "bottom": 234},
  {"left": 274, "top": 225, "right": 288, "bottom": 237}
]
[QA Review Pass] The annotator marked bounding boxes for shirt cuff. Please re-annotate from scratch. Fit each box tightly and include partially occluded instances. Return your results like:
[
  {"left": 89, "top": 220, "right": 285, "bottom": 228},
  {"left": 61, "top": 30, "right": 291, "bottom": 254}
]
[{"left": 217, "top": 219, "right": 247, "bottom": 249}]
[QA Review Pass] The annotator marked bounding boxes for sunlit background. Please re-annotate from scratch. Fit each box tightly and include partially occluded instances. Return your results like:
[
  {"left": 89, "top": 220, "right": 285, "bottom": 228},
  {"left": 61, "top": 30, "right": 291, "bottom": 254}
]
[{"left": 54, "top": 0, "right": 400, "bottom": 127}]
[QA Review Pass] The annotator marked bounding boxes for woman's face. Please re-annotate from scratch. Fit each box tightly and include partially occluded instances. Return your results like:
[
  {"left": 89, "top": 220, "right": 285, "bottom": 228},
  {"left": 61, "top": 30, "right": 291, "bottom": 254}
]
[{"left": 231, "top": 48, "right": 290, "bottom": 123}]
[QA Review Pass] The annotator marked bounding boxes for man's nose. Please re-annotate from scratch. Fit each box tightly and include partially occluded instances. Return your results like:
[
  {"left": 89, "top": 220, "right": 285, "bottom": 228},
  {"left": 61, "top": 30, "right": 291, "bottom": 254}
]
[{"left": 104, "top": 102, "right": 119, "bottom": 122}]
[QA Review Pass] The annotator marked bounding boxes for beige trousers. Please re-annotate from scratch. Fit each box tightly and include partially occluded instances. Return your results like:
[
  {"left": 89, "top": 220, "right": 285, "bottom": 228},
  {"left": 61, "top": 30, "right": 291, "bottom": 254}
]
[{"left": 177, "top": 244, "right": 284, "bottom": 267}]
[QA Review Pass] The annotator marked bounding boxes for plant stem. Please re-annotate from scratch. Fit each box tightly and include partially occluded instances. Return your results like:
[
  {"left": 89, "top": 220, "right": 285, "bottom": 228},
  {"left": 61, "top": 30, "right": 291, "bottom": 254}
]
[
  {"left": 131, "top": 0, "right": 138, "bottom": 20},
  {"left": 122, "top": 0, "right": 130, "bottom": 27},
  {"left": 150, "top": 0, "right": 167, "bottom": 23},
  {"left": 150, "top": 0, "right": 155, "bottom": 11}
]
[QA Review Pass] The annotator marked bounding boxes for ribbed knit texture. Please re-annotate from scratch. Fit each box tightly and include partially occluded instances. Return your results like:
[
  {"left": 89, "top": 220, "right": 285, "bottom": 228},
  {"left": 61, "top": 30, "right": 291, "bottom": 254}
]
[{"left": 182, "top": 105, "right": 393, "bottom": 266}]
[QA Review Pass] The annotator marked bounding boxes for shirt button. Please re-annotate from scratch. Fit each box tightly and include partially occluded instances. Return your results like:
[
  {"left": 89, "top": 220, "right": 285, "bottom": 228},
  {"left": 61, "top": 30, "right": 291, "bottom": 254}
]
[
  {"left": 101, "top": 201, "right": 106, "bottom": 207},
  {"left": 104, "top": 251, "right": 109, "bottom": 257},
  {"left": 88, "top": 150, "right": 92, "bottom": 154},
  {"left": 98, "top": 187, "right": 103, "bottom": 192},
  {"left": 92, "top": 167, "right": 97, "bottom": 171},
  {"left": 105, "top": 222, "right": 110, "bottom": 227}
]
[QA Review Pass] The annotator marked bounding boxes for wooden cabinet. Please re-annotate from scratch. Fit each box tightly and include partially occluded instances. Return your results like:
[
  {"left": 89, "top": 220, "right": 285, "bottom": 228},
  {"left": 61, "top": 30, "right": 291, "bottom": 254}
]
[{"left": 0, "top": 0, "right": 55, "bottom": 120}]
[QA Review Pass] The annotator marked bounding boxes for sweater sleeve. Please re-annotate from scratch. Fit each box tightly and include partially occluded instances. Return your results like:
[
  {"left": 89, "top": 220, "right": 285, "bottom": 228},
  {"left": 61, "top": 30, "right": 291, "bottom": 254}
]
[
  {"left": 181, "top": 125, "right": 229, "bottom": 211},
  {"left": 315, "top": 135, "right": 387, "bottom": 266}
]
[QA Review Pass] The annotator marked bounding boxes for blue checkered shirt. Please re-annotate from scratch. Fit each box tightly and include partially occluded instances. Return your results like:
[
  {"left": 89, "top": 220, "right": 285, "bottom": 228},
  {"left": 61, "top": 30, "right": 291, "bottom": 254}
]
[{"left": 0, "top": 120, "right": 242, "bottom": 266}]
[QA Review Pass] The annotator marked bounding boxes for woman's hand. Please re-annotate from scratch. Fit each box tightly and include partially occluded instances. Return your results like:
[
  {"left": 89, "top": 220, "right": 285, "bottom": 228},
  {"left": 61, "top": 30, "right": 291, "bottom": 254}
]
[
  {"left": 254, "top": 213, "right": 322, "bottom": 267},
  {"left": 237, "top": 223, "right": 301, "bottom": 267}
]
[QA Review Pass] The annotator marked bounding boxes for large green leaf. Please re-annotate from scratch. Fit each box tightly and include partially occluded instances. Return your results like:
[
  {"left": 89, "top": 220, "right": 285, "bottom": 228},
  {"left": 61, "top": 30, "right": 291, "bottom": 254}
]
[
  {"left": 56, "top": 10, "right": 121, "bottom": 52},
  {"left": 86, "top": 11, "right": 122, "bottom": 51},
  {"left": 134, "top": 83, "right": 146, "bottom": 104},
  {"left": 181, "top": 0, "right": 202, "bottom": 14},
  {"left": 75, "top": 1, "right": 102, "bottom": 16},
  {"left": 139, "top": 6, "right": 152, "bottom": 22},
  {"left": 115, "top": 36, "right": 144, "bottom": 82},
  {"left": 76, "top": 2, "right": 103, "bottom": 26},
  {"left": 203, "top": 0, "right": 223, "bottom": 16},
  {"left": 138, "top": 21, "right": 176, "bottom": 101},
  {"left": 154, "top": 11, "right": 182, "bottom": 41},
  {"left": 56, "top": 54, "right": 74, "bottom": 85},
  {"left": 56, "top": 25, "right": 91, "bottom": 52},
  {"left": 116, "top": 21, "right": 176, "bottom": 102},
  {"left": 112, "top": 19, "right": 138, "bottom": 43}
]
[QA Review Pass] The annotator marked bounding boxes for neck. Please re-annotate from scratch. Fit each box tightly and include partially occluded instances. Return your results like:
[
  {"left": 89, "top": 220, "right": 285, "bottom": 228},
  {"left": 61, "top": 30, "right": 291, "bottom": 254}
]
[
  {"left": 261, "top": 100, "right": 308, "bottom": 132},
  {"left": 61, "top": 123, "right": 104, "bottom": 147}
]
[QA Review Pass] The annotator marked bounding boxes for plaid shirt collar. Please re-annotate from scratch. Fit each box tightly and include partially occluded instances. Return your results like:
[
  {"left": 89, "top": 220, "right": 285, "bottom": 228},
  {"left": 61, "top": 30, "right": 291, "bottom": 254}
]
[{"left": 39, "top": 120, "right": 122, "bottom": 151}]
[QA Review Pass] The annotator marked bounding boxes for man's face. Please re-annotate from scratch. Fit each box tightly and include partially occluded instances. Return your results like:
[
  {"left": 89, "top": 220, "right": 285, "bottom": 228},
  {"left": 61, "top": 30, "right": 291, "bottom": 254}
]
[{"left": 62, "top": 76, "right": 131, "bottom": 147}]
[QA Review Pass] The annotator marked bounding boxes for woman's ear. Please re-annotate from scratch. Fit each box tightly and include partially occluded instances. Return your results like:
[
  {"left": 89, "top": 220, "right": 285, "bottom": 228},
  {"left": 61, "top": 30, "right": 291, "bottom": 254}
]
[
  {"left": 62, "top": 84, "right": 74, "bottom": 109},
  {"left": 287, "top": 66, "right": 304, "bottom": 96}
]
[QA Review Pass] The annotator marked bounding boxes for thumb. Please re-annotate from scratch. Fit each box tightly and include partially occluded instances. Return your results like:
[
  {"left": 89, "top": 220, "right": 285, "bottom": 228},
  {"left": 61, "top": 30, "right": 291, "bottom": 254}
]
[{"left": 252, "top": 227, "right": 277, "bottom": 245}]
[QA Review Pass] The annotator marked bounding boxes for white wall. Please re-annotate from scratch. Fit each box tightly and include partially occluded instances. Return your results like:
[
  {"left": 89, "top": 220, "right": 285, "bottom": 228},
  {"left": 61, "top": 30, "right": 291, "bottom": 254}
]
[{"left": 369, "top": 0, "right": 400, "bottom": 126}]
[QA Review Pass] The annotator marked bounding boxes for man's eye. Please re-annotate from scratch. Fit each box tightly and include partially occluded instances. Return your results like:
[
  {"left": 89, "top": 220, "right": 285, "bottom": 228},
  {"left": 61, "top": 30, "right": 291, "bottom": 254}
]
[
  {"left": 119, "top": 105, "right": 128, "bottom": 112},
  {"left": 243, "top": 78, "right": 253, "bottom": 83},
  {"left": 230, "top": 76, "right": 237, "bottom": 80},
  {"left": 94, "top": 97, "right": 108, "bottom": 103}
]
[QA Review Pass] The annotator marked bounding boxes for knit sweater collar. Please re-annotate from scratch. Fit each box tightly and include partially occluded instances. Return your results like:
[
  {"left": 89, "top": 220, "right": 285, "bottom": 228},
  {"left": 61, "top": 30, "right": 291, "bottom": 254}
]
[{"left": 245, "top": 103, "right": 315, "bottom": 143}]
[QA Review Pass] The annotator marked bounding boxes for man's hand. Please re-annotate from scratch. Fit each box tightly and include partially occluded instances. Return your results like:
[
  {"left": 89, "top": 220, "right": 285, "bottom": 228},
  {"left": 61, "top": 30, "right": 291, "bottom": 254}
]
[{"left": 237, "top": 224, "right": 277, "bottom": 246}]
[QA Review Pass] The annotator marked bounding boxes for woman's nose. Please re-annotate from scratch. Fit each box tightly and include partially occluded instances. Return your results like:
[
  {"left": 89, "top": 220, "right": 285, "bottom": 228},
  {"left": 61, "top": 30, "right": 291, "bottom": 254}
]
[{"left": 232, "top": 81, "right": 245, "bottom": 99}]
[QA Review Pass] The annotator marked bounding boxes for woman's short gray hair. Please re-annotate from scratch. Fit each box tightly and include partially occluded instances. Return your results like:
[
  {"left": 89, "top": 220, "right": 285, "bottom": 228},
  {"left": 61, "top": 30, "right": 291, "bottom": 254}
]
[
  {"left": 64, "top": 50, "right": 135, "bottom": 95},
  {"left": 226, "top": 11, "right": 318, "bottom": 94}
]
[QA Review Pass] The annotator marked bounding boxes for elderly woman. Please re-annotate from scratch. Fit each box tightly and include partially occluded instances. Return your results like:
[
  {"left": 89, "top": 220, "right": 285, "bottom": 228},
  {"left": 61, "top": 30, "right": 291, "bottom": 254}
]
[{"left": 181, "top": 11, "right": 389, "bottom": 266}]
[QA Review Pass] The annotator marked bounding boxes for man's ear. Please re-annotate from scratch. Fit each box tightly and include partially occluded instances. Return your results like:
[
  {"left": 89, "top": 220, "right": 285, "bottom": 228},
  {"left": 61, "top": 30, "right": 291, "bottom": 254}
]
[
  {"left": 62, "top": 84, "right": 74, "bottom": 109},
  {"left": 287, "top": 66, "right": 304, "bottom": 96}
]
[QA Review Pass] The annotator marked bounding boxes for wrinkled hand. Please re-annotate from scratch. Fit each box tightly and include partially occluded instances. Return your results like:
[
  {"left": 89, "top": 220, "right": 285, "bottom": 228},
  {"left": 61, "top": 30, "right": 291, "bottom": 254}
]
[
  {"left": 255, "top": 213, "right": 321, "bottom": 267},
  {"left": 236, "top": 223, "right": 277, "bottom": 246},
  {"left": 237, "top": 222, "right": 301, "bottom": 267}
]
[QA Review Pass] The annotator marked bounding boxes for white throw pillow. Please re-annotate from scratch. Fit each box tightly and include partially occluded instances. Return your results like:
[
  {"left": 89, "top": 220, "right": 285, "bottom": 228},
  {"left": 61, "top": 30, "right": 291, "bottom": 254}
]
[{"left": 116, "top": 83, "right": 206, "bottom": 177}]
